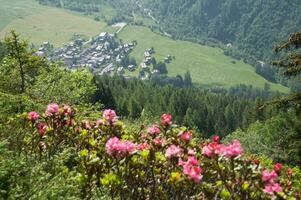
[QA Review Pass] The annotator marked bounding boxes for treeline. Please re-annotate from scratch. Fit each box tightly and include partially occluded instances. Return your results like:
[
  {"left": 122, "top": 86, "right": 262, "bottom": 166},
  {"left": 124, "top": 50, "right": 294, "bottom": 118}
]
[
  {"left": 38, "top": 0, "right": 105, "bottom": 14},
  {"left": 93, "top": 75, "right": 268, "bottom": 137}
]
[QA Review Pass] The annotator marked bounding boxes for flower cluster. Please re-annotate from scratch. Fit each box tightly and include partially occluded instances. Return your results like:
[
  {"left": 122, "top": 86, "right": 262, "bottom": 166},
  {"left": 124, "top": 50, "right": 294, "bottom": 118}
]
[
  {"left": 262, "top": 169, "right": 282, "bottom": 195},
  {"left": 202, "top": 136, "right": 243, "bottom": 158},
  {"left": 106, "top": 137, "right": 136, "bottom": 158},
  {"left": 179, "top": 156, "right": 202, "bottom": 183},
  {"left": 24, "top": 105, "right": 300, "bottom": 199}
]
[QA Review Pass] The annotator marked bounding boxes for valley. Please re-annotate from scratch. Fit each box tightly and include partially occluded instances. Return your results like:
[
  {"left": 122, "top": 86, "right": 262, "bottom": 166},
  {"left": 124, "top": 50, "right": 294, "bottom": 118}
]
[{"left": 0, "top": 0, "right": 288, "bottom": 92}]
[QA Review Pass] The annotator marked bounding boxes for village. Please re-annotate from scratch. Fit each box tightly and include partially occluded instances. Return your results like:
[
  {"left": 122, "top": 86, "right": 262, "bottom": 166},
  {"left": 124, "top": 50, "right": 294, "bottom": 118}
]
[{"left": 36, "top": 31, "right": 173, "bottom": 78}]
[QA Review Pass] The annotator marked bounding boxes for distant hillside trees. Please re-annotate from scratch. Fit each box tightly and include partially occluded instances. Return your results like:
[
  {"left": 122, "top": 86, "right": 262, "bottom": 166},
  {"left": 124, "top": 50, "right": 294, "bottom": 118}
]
[{"left": 93, "top": 75, "right": 266, "bottom": 137}]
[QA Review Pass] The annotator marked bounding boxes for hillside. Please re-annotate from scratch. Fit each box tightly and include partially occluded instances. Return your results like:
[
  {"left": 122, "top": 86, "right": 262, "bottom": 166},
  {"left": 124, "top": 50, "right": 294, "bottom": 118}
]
[
  {"left": 119, "top": 26, "right": 288, "bottom": 92},
  {"left": 138, "top": 0, "right": 301, "bottom": 61},
  {"left": 0, "top": 0, "right": 290, "bottom": 92},
  {"left": 0, "top": 0, "right": 111, "bottom": 47}
]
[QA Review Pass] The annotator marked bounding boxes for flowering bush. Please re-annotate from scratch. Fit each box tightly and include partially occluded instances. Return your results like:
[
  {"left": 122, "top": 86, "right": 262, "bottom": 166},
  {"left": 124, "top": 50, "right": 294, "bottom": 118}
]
[{"left": 23, "top": 104, "right": 301, "bottom": 199}]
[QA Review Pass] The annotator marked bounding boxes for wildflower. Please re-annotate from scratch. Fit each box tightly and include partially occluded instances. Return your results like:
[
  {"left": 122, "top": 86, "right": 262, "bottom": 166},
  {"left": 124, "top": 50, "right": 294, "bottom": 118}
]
[
  {"left": 180, "top": 131, "right": 192, "bottom": 142},
  {"left": 137, "top": 143, "right": 150, "bottom": 151},
  {"left": 183, "top": 165, "right": 202, "bottom": 183},
  {"left": 147, "top": 124, "right": 161, "bottom": 135},
  {"left": 262, "top": 170, "right": 278, "bottom": 183},
  {"left": 28, "top": 111, "right": 39, "bottom": 121},
  {"left": 45, "top": 103, "right": 59, "bottom": 117},
  {"left": 263, "top": 183, "right": 282, "bottom": 195},
  {"left": 161, "top": 114, "right": 172, "bottom": 126},
  {"left": 165, "top": 145, "right": 182, "bottom": 158},
  {"left": 212, "top": 135, "right": 220, "bottom": 143},
  {"left": 202, "top": 142, "right": 225, "bottom": 157},
  {"left": 153, "top": 137, "right": 166, "bottom": 147},
  {"left": 223, "top": 140, "right": 243, "bottom": 158},
  {"left": 103, "top": 109, "right": 118, "bottom": 123},
  {"left": 37, "top": 123, "right": 47, "bottom": 136},
  {"left": 274, "top": 163, "right": 283, "bottom": 173},
  {"left": 105, "top": 137, "right": 136, "bottom": 157}
]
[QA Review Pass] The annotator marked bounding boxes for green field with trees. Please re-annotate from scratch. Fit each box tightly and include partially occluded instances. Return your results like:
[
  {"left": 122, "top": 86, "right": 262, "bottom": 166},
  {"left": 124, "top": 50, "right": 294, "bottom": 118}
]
[{"left": 119, "top": 26, "right": 288, "bottom": 91}]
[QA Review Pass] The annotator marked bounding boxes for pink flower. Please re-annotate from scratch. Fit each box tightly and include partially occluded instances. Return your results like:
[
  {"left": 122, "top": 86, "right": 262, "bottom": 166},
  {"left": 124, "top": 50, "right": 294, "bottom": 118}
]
[
  {"left": 105, "top": 137, "right": 136, "bottom": 158},
  {"left": 161, "top": 114, "right": 172, "bottom": 126},
  {"left": 28, "top": 111, "right": 39, "bottom": 121},
  {"left": 223, "top": 140, "right": 243, "bottom": 158},
  {"left": 188, "top": 148, "right": 196, "bottom": 155},
  {"left": 202, "top": 143, "right": 225, "bottom": 157},
  {"left": 263, "top": 183, "right": 282, "bottom": 195},
  {"left": 137, "top": 143, "right": 150, "bottom": 151},
  {"left": 153, "top": 137, "right": 166, "bottom": 146},
  {"left": 147, "top": 124, "right": 160, "bottom": 135},
  {"left": 105, "top": 137, "right": 120, "bottom": 156},
  {"left": 212, "top": 135, "right": 220, "bottom": 143},
  {"left": 37, "top": 123, "right": 47, "bottom": 136},
  {"left": 274, "top": 163, "right": 283, "bottom": 173},
  {"left": 180, "top": 131, "right": 192, "bottom": 142},
  {"left": 179, "top": 156, "right": 202, "bottom": 183},
  {"left": 103, "top": 109, "right": 118, "bottom": 123},
  {"left": 165, "top": 145, "right": 182, "bottom": 158},
  {"left": 262, "top": 170, "right": 278, "bottom": 183},
  {"left": 183, "top": 165, "right": 202, "bottom": 183},
  {"left": 45, "top": 103, "right": 59, "bottom": 117}
]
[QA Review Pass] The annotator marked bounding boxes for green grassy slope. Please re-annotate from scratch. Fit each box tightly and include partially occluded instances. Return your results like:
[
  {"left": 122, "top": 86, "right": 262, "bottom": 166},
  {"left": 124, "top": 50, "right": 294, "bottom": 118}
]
[
  {"left": 0, "top": 0, "right": 109, "bottom": 47},
  {"left": 119, "top": 26, "right": 288, "bottom": 92}
]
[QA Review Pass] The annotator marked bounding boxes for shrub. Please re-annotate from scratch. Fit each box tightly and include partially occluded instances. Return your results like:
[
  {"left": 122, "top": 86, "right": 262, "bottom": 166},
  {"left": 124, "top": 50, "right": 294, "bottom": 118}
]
[{"left": 16, "top": 104, "right": 301, "bottom": 199}]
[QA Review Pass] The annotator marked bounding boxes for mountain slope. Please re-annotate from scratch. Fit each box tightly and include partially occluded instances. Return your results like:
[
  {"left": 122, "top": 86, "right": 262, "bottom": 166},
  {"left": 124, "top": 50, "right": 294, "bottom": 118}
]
[{"left": 138, "top": 0, "right": 301, "bottom": 60}]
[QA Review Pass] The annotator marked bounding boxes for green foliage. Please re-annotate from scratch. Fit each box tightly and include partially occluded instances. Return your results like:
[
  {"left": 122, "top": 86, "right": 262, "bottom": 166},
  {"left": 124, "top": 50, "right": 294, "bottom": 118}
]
[
  {"left": 94, "top": 75, "right": 266, "bottom": 137},
  {"left": 224, "top": 111, "right": 301, "bottom": 165},
  {"left": 0, "top": 31, "right": 47, "bottom": 94},
  {"left": 28, "top": 64, "right": 96, "bottom": 105},
  {"left": 140, "top": 0, "right": 301, "bottom": 61}
]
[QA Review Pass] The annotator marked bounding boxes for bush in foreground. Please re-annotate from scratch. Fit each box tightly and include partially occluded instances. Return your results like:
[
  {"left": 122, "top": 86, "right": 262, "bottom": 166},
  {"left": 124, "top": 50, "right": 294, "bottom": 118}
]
[{"left": 16, "top": 104, "right": 301, "bottom": 199}]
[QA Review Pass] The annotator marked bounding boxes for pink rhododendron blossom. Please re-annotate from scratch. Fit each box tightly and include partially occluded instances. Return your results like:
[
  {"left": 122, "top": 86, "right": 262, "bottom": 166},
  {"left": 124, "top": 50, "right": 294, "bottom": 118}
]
[
  {"left": 37, "top": 123, "right": 47, "bottom": 136},
  {"left": 28, "top": 111, "right": 39, "bottom": 121},
  {"left": 180, "top": 131, "right": 192, "bottom": 142},
  {"left": 263, "top": 183, "right": 282, "bottom": 195},
  {"left": 45, "top": 103, "right": 59, "bottom": 117},
  {"left": 105, "top": 137, "right": 136, "bottom": 157},
  {"left": 137, "top": 143, "right": 150, "bottom": 151},
  {"left": 262, "top": 170, "right": 278, "bottom": 183},
  {"left": 183, "top": 165, "right": 202, "bottom": 183},
  {"left": 103, "top": 109, "right": 118, "bottom": 123},
  {"left": 179, "top": 156, "right": 202, "bottom": 183},
  {"left": 153, "top": 137, "right": 166, "bottom": 146},
  {"left": 147, "top": 124, "right": 160, "bottom": 135},
  {"left": 165, "top": 145, "right": 182, "bottom": 158},
  {"left": 212, "top": 135, "right": 220, "bottom": 143},
  {"left": 274, "top": 163, "right": 283, "bottom": 173},
  {"left": 161, "top": 114, "right": 172, "bottom": 126},
  {"left": 223, "top": 140, "right": 243, "bottom": 158},
  {"left": 202, "top": 143, "right": 225, "bottom": 157}
]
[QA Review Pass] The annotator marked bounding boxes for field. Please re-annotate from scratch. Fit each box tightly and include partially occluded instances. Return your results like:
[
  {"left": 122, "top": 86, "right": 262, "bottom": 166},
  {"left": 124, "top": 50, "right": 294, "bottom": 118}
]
[
  {"left": 0, "top": 0, "right": 110, "bottom": 47},
  {"left": 119, "top": 26, "right": 288, "bottom": 92},
  {"left": 0, "top": 1, "right": 289, "bottom": 92}
]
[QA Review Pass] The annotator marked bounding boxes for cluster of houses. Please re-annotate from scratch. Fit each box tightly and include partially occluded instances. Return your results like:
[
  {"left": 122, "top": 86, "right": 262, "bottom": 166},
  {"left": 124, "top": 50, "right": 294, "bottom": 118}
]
[{"left": 38, "top": 32, "right": 136, "bottom": 76}]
